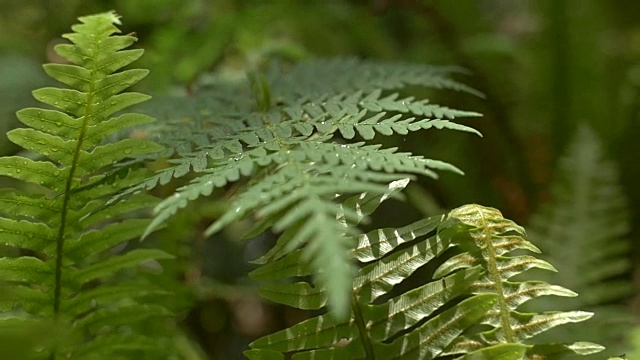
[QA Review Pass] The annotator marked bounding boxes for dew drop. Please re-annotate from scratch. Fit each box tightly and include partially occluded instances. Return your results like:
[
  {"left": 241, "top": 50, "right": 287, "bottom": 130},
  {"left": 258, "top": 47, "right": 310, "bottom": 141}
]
[
  {"left": 53, "top": 170, "right": 61, "bottom": 176},
  {"left": 123, "top": 148, "right": 132, "bottom": 154},
  {"left": 15, "top": 169, "right": 21, "bottom": 173}
]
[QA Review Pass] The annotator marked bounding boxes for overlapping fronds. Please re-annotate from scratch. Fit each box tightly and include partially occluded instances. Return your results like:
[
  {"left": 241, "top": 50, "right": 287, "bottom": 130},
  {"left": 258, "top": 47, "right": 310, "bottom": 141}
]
[
  {"left": 105, "top": 57, "right": 483, "bottom": 315},
  {"left": 244, "top": 203, "right": 602, "bottom": 359},
  {"left": 0, "top": 12, "right": 173, "bottom": 358},
  {"left": 528, "top": 124, "right": 632, "bottom": 351},
  {"left": 0, "top": 9, "right": 618, "bottom": 360}
]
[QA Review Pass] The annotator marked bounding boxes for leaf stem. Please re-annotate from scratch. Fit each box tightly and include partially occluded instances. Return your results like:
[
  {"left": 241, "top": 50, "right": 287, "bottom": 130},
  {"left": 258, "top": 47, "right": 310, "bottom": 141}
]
[
  {"left": 51, "top": 29, "right": 98, "bottom": 360},
  {"left": 352, "top": 292, "right": 375, "bottom": 359},
  {"left": 478, "top": 210, "right": 515, "bottom": 343}
]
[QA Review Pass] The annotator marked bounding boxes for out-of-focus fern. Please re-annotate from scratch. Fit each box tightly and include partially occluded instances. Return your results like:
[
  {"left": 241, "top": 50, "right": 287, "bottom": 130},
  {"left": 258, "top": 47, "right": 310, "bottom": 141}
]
[
  {"left": 109, "top": 58, "right": 484, "bottom": 316},
  {"left": 528, "top": 124, "right": 632, "bottom": 353},
  {"left": 244, "top": 201, "right": 602, "bottom": 359},
  {"left": 623, "top": 325, "right": 640, "bottom": 359},
  {"left": 0, "top": 12, "right": 174, "bottom": 359}
]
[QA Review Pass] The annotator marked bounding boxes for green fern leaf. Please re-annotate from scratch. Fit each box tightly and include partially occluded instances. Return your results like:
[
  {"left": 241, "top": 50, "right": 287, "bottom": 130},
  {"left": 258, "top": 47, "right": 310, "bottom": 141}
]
[
  {"left": 0, "top": 11, "right": 173, "bottom": 358},
  {"left": 96, "top": 63, "right": 483, "bottom": 316},
  {"left": 245, "top": 191, "right": 480, "bottom": 359},
  {"left": 269, "top": 58, "right": 485, "bottom": 100},
  {"left": 527, "top": 124, "right": 632, "bottom": 352},
  {"left": 107, "top": 57, "right": 480, "bottom": 232},
  {"left": 246, "top": 202, "right": 602, "bottom": 359},
  {"left": 372, "top": 294, "right": 498, "bottom": 360},
  {"left": 436, "top": 204, "right": 602, "bottom": 358}
]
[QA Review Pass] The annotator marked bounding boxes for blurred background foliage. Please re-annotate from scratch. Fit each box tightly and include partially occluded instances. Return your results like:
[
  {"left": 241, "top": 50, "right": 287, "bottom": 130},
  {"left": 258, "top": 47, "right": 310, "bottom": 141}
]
[{"left": 1, "top": 0, "right": 639, "bottom": 358}]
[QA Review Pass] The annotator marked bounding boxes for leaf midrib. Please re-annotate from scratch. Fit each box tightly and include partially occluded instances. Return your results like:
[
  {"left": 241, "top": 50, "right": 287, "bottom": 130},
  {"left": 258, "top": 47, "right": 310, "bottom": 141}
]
[{"left": 52, "top": 33, "right": 100, "bottom": 321}]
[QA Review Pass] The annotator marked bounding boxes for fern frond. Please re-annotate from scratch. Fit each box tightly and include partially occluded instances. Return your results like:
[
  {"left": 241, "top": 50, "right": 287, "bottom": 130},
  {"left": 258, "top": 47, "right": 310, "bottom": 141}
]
[
  {"left": 112, "top": 85, "right": 480, "bottom": 206},
  {"left": 112, "top": 57, "right": 480, "bottom": 199},
  {"left": 436, "top": 204, "right": 603, "bottom": 359},
  {"left": 527, "top": 124, "right": 632, "bottom": 351},
  {"left": 245, "top": 203, "right": 603, "bottom": 359},
  {"left": 245, "top": 199, "right": 489, "bottom": 359},
  {"left": 0, "top": 12, "right": 173, "bottom": 358},
  {"left": 268, "top": 57, "right": 484, "bottom": 100},
  {"left": 102, "top": 59, "right": 482, "bottom": 316}
]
